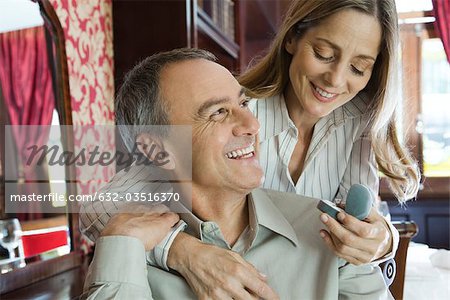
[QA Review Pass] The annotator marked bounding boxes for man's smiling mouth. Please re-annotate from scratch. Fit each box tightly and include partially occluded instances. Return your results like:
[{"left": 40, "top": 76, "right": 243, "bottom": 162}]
[{"left": 225, "top": 145, "right": 255, "bottom": 159}]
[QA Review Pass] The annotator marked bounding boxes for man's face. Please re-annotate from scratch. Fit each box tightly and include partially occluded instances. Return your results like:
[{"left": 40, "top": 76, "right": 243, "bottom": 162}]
[{"left": 160, "top": 59, "right": 263, "bottom": 195}]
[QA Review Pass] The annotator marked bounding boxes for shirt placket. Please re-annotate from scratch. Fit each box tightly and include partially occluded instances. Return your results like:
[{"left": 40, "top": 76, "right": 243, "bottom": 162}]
[
  {"left": 200, "top": 223, "right": 256, "bottom": 256},
  {"left": 278, "top": 126, "right": 298, "bottom": 192}
]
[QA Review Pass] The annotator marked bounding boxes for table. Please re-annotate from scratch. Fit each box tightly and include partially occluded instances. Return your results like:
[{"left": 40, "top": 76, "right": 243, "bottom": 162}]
[{"left": 404, "top": 243, "right": 450, "bottom": 300}]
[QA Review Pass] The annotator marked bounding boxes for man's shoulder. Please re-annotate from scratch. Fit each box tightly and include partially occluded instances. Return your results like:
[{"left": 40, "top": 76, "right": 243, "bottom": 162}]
[
  {"left": 256, "top": 188, "right": 319, "bottom": 210},
  {"left": 253, "top": 188, "right": 322, "bottom": 228},
  {"left": 252, "top": 188, "right": 329, "bottom": 259}
]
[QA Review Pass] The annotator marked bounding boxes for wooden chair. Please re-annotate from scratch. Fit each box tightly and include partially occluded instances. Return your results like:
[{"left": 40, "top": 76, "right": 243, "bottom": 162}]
[{"left": 388, "top": 221, "right": 419, "bottom": 300}]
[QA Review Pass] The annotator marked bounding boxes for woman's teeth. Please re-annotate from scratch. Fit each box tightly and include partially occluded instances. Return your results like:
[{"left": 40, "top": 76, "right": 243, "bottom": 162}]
[
  {"left": 315, "top": 86, "right": 335, "bottom": 98},
  {"left": 225, "top": 145, "right": 255, "bottom": 159}
]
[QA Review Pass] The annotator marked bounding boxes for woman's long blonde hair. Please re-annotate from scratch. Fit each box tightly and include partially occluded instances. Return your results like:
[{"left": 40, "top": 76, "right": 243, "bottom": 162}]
[{"left": 239, "top": 0, "right": 420, "bottom": 202}]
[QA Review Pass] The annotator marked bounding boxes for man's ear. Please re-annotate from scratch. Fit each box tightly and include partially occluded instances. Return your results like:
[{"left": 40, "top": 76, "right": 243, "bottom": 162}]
[
  {"left": 285, "top": 34, "right": 297, "bottom": 55},
  {"left": 135, "top": 133, "right": 175, "bottom": 170}
]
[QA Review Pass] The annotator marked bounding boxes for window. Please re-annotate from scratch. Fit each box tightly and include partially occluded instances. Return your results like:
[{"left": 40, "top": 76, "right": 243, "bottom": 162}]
[
  {"left": 385, "top": 4, "right": 450, "bottom": 199},
  {"left": 396, "top": 0, "right": 433, "bottom": 13},
  {"left": 421, "top": 39, "right": 450, "bottom": 177}
]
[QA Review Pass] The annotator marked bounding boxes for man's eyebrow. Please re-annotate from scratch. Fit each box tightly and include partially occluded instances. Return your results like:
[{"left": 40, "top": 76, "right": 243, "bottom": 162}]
[
  {"left": 197, "top": 87, "right": 246, "bottom": 115},
  {"left": 316, "top": 38, "right": 377, "bottom": 62},
  {"left": 238, "top": 87, "right": 246, "bottom": 98}
]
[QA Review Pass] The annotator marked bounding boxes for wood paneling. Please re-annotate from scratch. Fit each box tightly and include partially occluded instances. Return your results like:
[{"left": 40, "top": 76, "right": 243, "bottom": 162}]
[
  {"left": 0, "top": 252, "right": 81, "bottom": 294},
  {"left": 112, "top": 0, "right": 291, "bottom": 84},
  {"left": 237, "top": 0, "right": 291, "bottom": 70},
  {"left": 388, "top": 199, "right": 450, "bottom": 249},
  {"left": 1, "top": 254, "right": 87, "bottom": 298},
  {"left": 112, "top": 0, "right": 190, "bottom": 88},
  {"left": 400, "top": 24, "right": 423, "bottom": 169},
  {"left": 426, "top": 215, "right": 450, "bottom": 249}
]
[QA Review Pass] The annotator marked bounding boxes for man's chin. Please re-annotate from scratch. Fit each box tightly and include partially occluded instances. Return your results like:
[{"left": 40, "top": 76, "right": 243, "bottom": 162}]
[{"left": 237, "top": 175, "right": 264, "bottom": 193}]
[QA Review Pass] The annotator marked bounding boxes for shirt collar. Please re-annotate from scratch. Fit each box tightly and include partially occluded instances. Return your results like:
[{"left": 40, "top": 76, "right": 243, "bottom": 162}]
[
  {"left": 177, "top": 189, "right": 299, "bottom": 248},
  {"left": 254, "top": 92, "right": 369, "bottom": 142},
  {"left": 249, "top": 189, "right": 299, "bottom": 247},
  {"left": 340, "top": 92, "right": 370, "bottom": 119},
  {"left": 177, "top": 196, "right": 258, "bottom": 243}
]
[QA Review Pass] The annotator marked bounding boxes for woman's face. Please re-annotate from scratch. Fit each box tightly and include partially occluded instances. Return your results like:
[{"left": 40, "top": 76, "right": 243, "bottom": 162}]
[{"left": 284, "top": 9, "right": 382, "bottom": 123}]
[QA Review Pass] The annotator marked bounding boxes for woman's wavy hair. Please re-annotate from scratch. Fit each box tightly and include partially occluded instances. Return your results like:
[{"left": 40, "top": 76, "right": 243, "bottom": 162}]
[{"left": 239, "top": 0, "right": 420, "bottom": 202}]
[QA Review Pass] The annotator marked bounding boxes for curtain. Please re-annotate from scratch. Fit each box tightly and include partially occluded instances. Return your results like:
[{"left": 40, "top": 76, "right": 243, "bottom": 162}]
[
  {"left": 0, "top": 26, "right": 56, "bottom": 219},
  {"left": 432, "top": 0, "right": 450, "bottom": 63}
]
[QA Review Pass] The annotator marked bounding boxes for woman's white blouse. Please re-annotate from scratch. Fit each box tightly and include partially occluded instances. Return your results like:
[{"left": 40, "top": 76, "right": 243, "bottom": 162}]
[{"left": 251, "top": 92, "right": 379, "bottom": 203}]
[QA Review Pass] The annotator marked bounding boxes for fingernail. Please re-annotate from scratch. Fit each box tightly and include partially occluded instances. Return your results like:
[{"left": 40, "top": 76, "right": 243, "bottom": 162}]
[
  {"left": 337, "top": 212, "right": 345, "bottom": 221},
  {"left": 259, "top": 272, "right": 267, "bottom": 278},
  {"left": 320, "top": 231, "right": 326, "bottom": 238},
  {"left": 320, "top": 214, "right": 328, "bottom": 223}
]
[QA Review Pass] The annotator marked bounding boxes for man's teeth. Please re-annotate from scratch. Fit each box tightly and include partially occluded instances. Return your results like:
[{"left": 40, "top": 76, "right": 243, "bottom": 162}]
[
  {"left": 315, "top": 86, "right": 335, "bottom": 98},
  {"left": 226, "top": 145, "right": 254, "bottom": 159}
]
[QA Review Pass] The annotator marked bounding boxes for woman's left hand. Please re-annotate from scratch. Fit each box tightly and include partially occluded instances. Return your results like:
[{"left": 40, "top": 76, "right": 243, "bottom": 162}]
[{"left": 319, "top": 207, "right": 392, "bottom": 265}]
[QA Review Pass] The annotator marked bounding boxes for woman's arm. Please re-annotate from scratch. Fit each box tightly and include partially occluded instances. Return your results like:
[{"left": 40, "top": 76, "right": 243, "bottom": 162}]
[
  {"left": 167, "top": 232, "right": 279, "bottom": 300},
  {"left": 83, "top": 206, "right": 180, "bottom": 300},
  {"left": 320, "top": 124, "right": 397, "bottom": 264}
]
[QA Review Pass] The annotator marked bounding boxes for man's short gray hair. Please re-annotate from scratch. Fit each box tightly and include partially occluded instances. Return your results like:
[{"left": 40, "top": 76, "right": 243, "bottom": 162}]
[{"left": 115, "top": 48, "right": 217, "bottom": 151}]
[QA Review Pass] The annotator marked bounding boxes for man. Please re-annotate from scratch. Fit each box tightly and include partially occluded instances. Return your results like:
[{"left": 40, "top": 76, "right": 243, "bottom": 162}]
[{"left": 82, "top": 48, "right": 391, "bottom": 299}]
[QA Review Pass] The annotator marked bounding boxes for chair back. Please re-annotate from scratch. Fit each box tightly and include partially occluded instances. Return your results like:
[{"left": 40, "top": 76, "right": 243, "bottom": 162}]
[{"left": 389, "top": 221, "right": 419, "bottom": 300}]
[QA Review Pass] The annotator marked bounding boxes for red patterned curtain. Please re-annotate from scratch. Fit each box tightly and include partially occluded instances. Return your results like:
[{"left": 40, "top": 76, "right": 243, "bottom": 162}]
[
  {"left": 0, "top": 26, "right": 55, "bottom": 126},
  {"left": 432, "top": 0, "right": 450, "bottom": 63},
  {"left": 0, "top": 26, "right": 55, "bottom": 219}
]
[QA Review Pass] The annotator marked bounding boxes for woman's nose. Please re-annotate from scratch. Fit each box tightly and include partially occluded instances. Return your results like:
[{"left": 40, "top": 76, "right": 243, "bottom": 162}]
[{"left": 324, "top": 64, "right": 346, "bottom": 88}]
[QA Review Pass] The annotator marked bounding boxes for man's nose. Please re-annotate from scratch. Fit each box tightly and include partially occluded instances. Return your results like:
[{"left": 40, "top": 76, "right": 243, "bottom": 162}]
[
  {"left": 324, "top": 63, "right": 346, "bottom": 88},
  {"left": 232, "top": 109, "right": 260, "bottom": 136}
]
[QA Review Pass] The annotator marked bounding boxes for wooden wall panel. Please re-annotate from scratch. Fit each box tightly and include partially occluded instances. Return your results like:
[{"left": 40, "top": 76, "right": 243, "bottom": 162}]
[
  {"left": 426, "top": 215, "right": 450, "bottom": 249},
  {"left": 388, "top": 199, "right": 450, "bottom": 249},
  {"left": 113, "top": 0, "right": 190, "bottom": 88}
]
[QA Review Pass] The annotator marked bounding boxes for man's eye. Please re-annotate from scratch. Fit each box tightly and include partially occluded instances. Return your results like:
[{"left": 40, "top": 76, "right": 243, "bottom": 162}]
[
  {"left": 210, "top": 108, "right": 228, "bottom": 119},
  {"left": 241, "top": 99, "right": 250, "bottom": 108}
]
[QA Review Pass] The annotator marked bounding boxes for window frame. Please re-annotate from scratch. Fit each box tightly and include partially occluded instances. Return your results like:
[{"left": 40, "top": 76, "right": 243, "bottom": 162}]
[{"left": 379, "top": 11, "right": 450, "bottom": 201}]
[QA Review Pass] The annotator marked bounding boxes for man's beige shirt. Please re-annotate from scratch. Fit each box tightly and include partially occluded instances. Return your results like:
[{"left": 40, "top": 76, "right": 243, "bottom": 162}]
[{"left": 84, "top": 188, "right": 392, "bottom": 299}]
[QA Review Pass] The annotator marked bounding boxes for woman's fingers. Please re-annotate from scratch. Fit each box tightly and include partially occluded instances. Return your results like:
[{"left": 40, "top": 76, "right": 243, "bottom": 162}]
[{"left": 320, "top": 209, "right": 392, "bottom": 263}]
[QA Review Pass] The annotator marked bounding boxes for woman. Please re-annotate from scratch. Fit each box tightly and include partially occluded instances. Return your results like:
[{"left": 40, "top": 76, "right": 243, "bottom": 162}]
[
  {"left": 165, "top": 0, "right": 420, "bottom": 298},
  {"left": 240, "top": 0, "right": 419, "bottom": 204},
  {"left": 238, "top": 0, "right": 421, "bottom": 264}
]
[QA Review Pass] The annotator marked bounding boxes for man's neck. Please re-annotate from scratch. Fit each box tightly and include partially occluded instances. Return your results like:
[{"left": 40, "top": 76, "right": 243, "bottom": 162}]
[{"left": 192, "top": 188, "right": 249, "bottom": 247}]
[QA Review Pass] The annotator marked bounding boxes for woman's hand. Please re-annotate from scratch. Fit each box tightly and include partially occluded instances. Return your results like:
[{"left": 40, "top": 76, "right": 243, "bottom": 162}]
[
  {"left": 167, "top": 232, "right": 279, "bottom": 300},
  {"left": 100, "top": 204, "right": 180, "bottom": 251},
  {"left": 319, "top": 207, "right": 392, "bottom": 265}
]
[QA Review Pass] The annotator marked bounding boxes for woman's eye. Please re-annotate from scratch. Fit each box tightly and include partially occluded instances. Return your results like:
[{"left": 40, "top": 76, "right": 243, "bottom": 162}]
[
  {"left": 351, "top": 65, "right": 365, "bottom": 76},
  {"left": 314, "top": 50, "right": 334, "bottom": 62}
]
